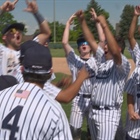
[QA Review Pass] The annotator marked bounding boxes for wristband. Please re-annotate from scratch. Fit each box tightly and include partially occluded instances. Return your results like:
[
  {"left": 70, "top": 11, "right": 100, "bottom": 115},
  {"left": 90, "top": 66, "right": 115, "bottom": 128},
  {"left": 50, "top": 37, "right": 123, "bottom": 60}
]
[{"left": 33, "top": 11, "right": 45, "bottom": 24}]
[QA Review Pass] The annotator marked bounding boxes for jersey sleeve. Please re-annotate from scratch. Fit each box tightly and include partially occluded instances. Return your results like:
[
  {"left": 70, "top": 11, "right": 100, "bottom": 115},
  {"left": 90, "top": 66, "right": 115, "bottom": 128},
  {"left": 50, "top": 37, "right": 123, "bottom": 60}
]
[
  {"left": 33, "top": 36, "right": 39, "bottom": 42},
  {"left": 128, "top": 42, "right": 140, "bottom": 66},
  {"left": 115, "top": 54, "right": 130, "bottom": 78},
  {"left": 66, "top": 50, "right": 83, "bottom": 74},
  {"left": 67, "top": 50, "right": 79, "bottom": 65},
  {"left": 124, "top": 71, "right": 136, "bottom": 95},
  {"left": 43, "top": 82, "right": 61, "bottom": 99},
  {"left": 85, "top": 57, "right": 98, "bottom": 78},
  {"left": 47, "top": 73, "right": 56, "bottom": 83},
  {"left": 95, "top": 45, "right": 104, "bottom": 65}
]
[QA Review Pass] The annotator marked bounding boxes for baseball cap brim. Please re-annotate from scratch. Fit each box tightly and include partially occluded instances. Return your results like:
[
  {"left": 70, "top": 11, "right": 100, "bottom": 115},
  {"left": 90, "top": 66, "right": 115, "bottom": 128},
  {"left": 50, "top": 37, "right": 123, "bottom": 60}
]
[{"left": 2, "top": 23, "right": 25, "bottom": 35}]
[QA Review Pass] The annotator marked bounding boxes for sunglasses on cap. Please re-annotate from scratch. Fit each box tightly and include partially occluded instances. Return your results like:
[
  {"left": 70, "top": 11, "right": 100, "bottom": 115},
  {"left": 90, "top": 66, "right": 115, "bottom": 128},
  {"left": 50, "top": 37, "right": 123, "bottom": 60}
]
[
  {"left": 78, "top": 41, "right": 88, "bottom": 47},
  {"left": 6, "top": 28, "right": 22, "bottom": 35}
]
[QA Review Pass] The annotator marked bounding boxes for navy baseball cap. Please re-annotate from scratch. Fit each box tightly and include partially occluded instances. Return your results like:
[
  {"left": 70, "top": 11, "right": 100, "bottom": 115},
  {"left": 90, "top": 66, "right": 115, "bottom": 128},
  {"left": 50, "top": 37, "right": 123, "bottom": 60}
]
[
  {"left": 76, "top": 34, "right": 87, "bottom": 48},
  {"left": 2, "top": 23, "right": 25, "bottom": 35},
  {"left": 20, "top": 40, "right": 52, "bottom": 74},
  {"left": 0, "top": 75, "right": 18, "bottom": 91},
  {"left": 20, "top": 40, "right": 35, "bottom": 63}
]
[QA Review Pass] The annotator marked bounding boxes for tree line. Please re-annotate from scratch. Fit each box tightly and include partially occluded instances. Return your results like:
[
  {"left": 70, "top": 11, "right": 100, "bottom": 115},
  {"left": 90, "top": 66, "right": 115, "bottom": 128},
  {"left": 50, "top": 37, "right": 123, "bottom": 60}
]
[{"left": 0, "top": 0, "right": 139, "bottom": 50}]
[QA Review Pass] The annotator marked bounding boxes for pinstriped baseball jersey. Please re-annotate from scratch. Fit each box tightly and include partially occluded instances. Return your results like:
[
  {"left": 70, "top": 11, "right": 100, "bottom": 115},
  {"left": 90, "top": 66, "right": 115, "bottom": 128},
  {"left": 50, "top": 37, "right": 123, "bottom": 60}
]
[
  {"left": 0, "top": 38, "right": 55, "bottom": 89},
  {"left": 124, "top": 42, "right": 140, "bottom": 139},
  {"left": 87, "top": 51, "right": 130, "bottom": 140},
  {"left": 124, "top": 68, "right": 140, "bottom": 139},
  {"left": 0, "top": 43, "right": 24, "bottom": 83},
  {"left": 44, "top": 81, "right": 61, "bottom": 99},
  {"left": 67, "top": 48, "right": 100, "bottom": 129},
  {"left": 0, "top": 82, "right": 72, "bottom": 140},
  {"left": 129, "top": 42, "right": 140, "bottom": 65},
  {"left": 67, "top": 50, "right": 99, "bottom": 95},
  {"left": 91, "top": 54, "right": 130, "bottom": 107}
]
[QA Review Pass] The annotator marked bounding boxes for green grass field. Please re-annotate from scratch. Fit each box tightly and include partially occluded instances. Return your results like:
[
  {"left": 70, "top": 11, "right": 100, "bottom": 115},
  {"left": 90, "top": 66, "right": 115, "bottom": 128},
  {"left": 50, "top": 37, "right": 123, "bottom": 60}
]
[{"left": 51, "top": 46, "right": 132, "bottom": 139}]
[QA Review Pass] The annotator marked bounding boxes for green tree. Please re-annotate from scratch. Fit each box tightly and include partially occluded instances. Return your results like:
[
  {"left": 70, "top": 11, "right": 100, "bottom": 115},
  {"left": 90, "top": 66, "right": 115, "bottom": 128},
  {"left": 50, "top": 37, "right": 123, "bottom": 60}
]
[
  {"left": 74, "top": 0, "right": 115, "bottom": 41},
  {"left": 49, "top": 21, "right": 65, "bottom": 42},
  {"left": 118, "top": 5, "right": 135, "bottom": 40}
]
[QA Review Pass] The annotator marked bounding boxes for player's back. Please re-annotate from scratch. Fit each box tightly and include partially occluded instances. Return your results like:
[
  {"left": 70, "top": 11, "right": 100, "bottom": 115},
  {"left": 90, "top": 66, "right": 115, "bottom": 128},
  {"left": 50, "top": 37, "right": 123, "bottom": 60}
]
[{"left": 0, "top": 82, "right": 72, "bottom": 140}]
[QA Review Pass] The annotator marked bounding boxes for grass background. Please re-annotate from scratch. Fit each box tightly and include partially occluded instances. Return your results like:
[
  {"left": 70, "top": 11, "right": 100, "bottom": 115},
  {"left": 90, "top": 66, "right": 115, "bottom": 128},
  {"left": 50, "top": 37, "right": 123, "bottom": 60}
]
[{"left": 50, "top": 44, "right": 132, "bottom": 139}]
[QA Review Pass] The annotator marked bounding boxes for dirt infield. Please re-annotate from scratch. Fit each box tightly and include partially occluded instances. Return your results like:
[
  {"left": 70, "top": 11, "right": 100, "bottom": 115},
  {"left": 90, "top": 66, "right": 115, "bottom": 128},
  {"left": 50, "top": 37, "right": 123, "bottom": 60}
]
[
  {"left": 52, "top": 58, "right": 71, "bottom": 75},
  {"left": 53, "top": 57, "right": 136, "bottom": 76}
]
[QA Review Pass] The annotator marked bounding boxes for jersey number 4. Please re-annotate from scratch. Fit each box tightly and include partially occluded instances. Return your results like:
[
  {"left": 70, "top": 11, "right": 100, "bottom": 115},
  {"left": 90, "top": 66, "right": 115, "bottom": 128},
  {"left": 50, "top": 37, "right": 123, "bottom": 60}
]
[{"left": 2, "top": 106, "right": 23, "bottom": 140}]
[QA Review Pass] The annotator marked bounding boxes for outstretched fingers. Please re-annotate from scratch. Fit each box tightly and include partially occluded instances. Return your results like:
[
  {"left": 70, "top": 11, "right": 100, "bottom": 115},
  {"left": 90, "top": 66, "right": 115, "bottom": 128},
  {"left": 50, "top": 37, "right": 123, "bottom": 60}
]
[{"left": 12, "top": 0, "right": 18, "bottom": 5}]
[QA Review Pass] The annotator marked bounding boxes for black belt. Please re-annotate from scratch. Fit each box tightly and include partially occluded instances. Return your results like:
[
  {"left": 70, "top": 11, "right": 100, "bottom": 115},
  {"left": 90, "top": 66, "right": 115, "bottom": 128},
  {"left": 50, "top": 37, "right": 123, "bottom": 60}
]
[
  {"left": 77, "top": 93, "right": 91, "bottom": 98},
  {"left": 92, "top": 105, "right": 110, "bottom": 110}
]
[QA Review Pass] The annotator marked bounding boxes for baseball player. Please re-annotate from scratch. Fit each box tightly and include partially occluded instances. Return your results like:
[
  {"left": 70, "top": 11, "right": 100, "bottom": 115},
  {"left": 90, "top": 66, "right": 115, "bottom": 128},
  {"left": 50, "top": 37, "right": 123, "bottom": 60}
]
[
  {"left": 19, "top": 40, "right": 89, "bottom": 104},
  {"left": 124, "top": 5, "right": 140, "bottom": 140},
  {"left": 0, "top": 0, "right": 51, "bottom": 83},
  {"left": 76, "top": 10, "right": 130, "bottom": 140},
  {"left": 0, "top": 40, "right": 90, "bottom": 140},
  {"left": 62, "top": 9, "right": 105, "bottom": 139}
]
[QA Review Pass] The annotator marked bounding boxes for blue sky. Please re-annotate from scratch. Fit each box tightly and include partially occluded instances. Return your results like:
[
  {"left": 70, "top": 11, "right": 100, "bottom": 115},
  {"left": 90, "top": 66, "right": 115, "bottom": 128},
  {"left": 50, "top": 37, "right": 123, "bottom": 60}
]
[{"left": 0, "top": 0, "right": 140, "bottom": 34}]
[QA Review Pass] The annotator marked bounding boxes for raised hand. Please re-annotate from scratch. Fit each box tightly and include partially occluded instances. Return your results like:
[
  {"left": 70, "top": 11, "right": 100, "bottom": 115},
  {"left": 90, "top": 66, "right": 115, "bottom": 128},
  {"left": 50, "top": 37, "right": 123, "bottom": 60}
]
[
  {"left": 0, "top": 0, "right": 18, "bottom": 13},
  {"left": 77, "top": 66, "right": 89, "bottom": 80},
  {"left": 24, "top": 0, "right": 38, "bottom": 13},
  {"left": 96, "top": 15, "right": 107, "bottom": 28},
  {"left": 67, "top": 13, "right": 76, "bottom": 25},
  {"left": 75, "top": 10, "right": 85, "bottom": 22},
  {"left": 134, "top": 5, "right": 140, "bottom": 16},
  {"left": 90, "top": 8, "right": 97, "bottom": 21}
]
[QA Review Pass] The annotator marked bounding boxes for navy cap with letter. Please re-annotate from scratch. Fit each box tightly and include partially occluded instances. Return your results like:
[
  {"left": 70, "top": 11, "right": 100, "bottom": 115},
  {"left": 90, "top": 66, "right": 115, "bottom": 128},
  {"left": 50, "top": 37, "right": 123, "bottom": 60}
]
[{"left": 20, "top": 40, "right": 52, "bottom": 74}]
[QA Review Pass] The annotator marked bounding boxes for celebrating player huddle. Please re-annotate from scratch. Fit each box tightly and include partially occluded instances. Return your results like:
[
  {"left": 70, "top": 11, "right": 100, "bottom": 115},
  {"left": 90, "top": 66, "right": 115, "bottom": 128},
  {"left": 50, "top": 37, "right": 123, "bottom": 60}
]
[{"left": 0, "top": 0, "right": 140, "bottom": 140}]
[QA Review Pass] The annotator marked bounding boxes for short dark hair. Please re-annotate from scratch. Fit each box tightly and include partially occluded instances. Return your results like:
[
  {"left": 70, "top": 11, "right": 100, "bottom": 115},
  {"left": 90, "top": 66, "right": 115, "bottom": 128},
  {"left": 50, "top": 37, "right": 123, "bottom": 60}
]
[{"left": 22, "top": 72, "right": 51, "bottom": 84}]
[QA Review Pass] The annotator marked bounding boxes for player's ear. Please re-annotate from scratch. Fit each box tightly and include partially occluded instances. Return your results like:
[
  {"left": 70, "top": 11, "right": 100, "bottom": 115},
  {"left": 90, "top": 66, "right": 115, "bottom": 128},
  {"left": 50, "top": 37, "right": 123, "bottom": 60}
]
[
  {"left": 50, "top": 68, "right": 53, "bottom": 74},
  {"left": 2, "top": 35, "right": 7, "bottom": 41},
  {"left": 20, "top": 66, "right": 24, "bottom": 73}
]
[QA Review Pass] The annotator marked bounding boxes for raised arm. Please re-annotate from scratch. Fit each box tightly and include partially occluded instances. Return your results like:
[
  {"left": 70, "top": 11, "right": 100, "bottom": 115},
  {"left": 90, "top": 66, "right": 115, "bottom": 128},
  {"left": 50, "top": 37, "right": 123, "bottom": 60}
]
[
  {"left": 24, "top": 0, "right": 51, "bottom": 45},
  {"left": 62, "top": 14, "right": 76, "bottom": 56},
  {"left": 0, "top": 0, "right": 18, "bottom": 14},
  {"left": 97, "top": 15, "right": 121, "bottom": 65},
  {"left": 90, "top": 8, "right": 106, "bottom": 47},
  {"left": 75, "top": 10, "right": 98, "bottom": 55},
  {"left": 128, "top": 5, "right": 140, "bottom": 49},
  {"left": 55, "top": 66, "right": 89, "bottom": 103}
]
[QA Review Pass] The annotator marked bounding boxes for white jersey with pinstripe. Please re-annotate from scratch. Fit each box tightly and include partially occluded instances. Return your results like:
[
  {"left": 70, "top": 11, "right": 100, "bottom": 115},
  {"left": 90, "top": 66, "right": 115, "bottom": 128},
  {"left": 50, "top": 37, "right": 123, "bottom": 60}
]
[
  {"left": 88, "top": 53, "right": 130, "bottom": 140},
  {"left": 0, "top": 39, "right": 57, "bottom": 99},
  {"left": 124, "top": 68, "right": 140, "bottom": 139},
  {"left": 0, "top": 43, "right": 24, "bottom": 83},
  {"left": 90, "top": 54, "right": 130, "bottom": 107},
  {"left": 67, "top": 48, "right": 98, "bottom": 129},
  {"left": 0, "top": 82, "right": 72, "bottom": 140},
  {"left": 124, "top": 42, "right": 140, "bottom": 139},
  {"left": 128, "top": 42, "right": 140, "bottom": 66}
]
